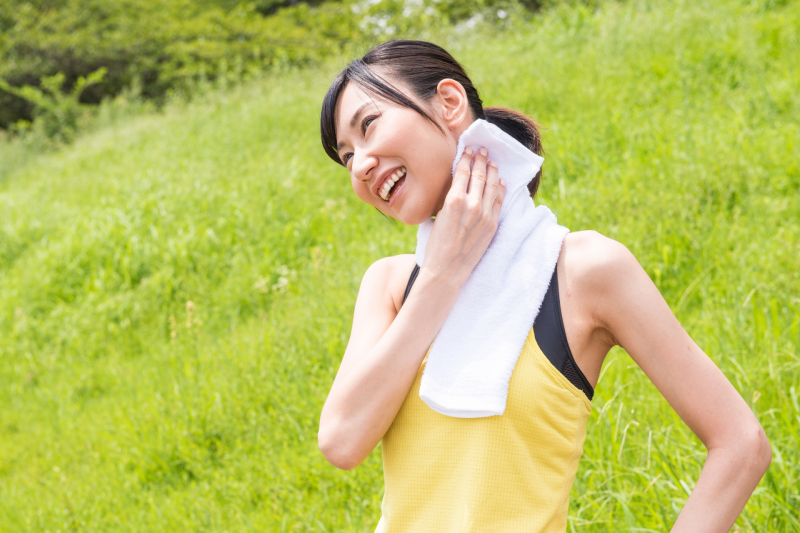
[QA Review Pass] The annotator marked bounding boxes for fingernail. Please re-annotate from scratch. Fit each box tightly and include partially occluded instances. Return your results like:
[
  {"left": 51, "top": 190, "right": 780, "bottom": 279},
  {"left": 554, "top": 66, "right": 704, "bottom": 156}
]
[
  {"left": 488, "top": 161, "right": 497, "bottom": 168},
  {"left": 465, "top": 146, "right": 474, "bottom": 155},
  {"left": 479, "top": 148, "right": 488, "bottom": 156},
  {"left": 500, "top": 178, "right": 506, "bottom": 186}
]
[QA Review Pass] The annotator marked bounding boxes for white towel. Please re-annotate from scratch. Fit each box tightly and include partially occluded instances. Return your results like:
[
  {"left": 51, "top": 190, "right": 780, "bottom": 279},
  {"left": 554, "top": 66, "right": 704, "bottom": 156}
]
[{"left": 414, "top": 119, "right": 569, "bottom": 418}]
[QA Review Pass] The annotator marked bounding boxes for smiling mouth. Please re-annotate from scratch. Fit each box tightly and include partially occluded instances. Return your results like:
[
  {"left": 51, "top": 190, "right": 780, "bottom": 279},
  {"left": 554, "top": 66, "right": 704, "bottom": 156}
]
[{"left": 380, "top": 167, "right": 406, "bottom": 201}]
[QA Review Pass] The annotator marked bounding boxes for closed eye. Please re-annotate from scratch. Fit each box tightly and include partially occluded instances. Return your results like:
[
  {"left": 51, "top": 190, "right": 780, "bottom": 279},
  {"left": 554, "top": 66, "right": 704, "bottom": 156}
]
[{"left": 361, "top": 115, "right": 378, "bottom": 135}]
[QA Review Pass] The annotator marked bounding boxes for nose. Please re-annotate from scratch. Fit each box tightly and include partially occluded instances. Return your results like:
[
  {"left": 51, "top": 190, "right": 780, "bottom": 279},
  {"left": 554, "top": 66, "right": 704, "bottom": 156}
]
[{"left": 351, "top": 148, "right": 377, "bottom": 183}]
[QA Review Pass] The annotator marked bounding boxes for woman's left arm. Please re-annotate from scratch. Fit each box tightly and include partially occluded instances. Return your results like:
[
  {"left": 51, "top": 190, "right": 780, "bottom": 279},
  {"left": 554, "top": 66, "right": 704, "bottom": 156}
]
[{"left": 572, "top": 232, "right": 771, "bottom": 532}]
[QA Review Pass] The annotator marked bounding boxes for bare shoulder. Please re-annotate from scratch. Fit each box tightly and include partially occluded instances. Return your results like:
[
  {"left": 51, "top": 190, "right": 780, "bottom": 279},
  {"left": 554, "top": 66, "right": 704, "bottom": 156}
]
[
  {"left": 557, "top": 231, "right": 644, "bottom": 364},
  {"left": 361, "top": 254, "right": 418, "bottom": 313},
  {"left": 561, "top": 231, "right": 636, "bottom": 276},
  {"left": 559, "top": 230, "right": 641, "bottom": 297}
]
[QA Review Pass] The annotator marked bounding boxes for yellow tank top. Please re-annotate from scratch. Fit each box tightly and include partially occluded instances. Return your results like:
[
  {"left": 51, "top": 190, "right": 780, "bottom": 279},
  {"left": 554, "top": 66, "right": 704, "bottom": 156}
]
[{"left": 377, "top": 327, "right": 592, "bottom": 533}]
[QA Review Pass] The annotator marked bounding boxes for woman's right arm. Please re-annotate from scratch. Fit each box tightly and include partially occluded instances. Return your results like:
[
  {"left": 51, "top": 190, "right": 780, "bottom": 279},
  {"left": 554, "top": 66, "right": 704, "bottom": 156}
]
[{"left": 318, "top": 147, "right": 504, "bottom": 469}]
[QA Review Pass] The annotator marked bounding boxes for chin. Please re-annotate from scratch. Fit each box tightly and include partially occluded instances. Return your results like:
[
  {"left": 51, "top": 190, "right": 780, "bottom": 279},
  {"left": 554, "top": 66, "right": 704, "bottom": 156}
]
[
  {"left": 396, "top": 208, "right": 432, "bottom": 226},
  {"left": 387, "top": 174, "right": 443, "bottom": 225}
]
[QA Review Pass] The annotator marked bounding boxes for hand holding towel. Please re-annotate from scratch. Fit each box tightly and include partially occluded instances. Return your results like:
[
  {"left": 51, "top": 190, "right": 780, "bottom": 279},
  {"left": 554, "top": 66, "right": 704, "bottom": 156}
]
[{"left": 414, "top": 119, "right": 569, "bottom": 418}]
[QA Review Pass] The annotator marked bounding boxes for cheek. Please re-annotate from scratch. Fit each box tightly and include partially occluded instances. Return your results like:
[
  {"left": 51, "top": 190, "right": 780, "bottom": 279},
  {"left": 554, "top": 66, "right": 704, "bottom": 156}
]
[{"left": 400, "top": 131, "right": 454, "bottom": 181}]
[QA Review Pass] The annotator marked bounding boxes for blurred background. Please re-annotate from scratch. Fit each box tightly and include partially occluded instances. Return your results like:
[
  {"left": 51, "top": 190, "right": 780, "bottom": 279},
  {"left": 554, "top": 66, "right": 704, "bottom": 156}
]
[{"left": 0, "top": 0, "right": 798, "bottom": 530}]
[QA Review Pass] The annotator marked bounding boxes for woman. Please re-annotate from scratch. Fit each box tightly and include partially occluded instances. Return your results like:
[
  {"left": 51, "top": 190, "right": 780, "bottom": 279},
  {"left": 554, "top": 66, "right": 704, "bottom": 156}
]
[{"left": 317, "top": 40, "right": 770, "bottom": 532}]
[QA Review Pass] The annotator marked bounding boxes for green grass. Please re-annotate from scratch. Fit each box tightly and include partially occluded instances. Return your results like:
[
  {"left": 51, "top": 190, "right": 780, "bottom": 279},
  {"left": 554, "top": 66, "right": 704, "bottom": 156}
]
[{"left": 1, "top": 0, "right": 799, "bottom": 530}]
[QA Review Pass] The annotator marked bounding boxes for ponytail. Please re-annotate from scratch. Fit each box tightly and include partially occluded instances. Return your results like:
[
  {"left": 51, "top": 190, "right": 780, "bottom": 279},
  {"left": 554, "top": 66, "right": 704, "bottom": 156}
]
[{"left": 484, "top": 107, "right": 544, "bottom": 198}]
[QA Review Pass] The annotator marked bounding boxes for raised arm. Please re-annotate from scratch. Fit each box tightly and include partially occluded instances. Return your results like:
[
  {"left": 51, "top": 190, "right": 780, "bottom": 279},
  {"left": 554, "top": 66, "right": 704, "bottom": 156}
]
[
  {"left": 570, "top": 232, "right": 771, "bottom": 532},
  {"left": 318, "top": 147, "right": 505, "bottom": 469}
]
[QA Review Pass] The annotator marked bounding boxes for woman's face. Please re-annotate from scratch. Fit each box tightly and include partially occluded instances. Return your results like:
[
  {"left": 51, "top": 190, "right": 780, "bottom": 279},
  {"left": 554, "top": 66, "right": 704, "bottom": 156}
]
[{"left": 334, "top": 80, "right": 469, "bottom": 225}]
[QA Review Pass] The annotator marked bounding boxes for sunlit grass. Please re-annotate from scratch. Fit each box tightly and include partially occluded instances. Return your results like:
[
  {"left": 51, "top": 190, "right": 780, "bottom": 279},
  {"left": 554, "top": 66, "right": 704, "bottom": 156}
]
[{"left": 1, "top": 0, "right": 798, "bottom": 530}]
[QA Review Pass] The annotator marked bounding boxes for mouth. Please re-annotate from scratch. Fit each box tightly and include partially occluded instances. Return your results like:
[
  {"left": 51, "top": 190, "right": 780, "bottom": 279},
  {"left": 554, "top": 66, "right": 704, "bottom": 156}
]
[{"left": 378, "top": 167, "right": 407, "bottom": 202}]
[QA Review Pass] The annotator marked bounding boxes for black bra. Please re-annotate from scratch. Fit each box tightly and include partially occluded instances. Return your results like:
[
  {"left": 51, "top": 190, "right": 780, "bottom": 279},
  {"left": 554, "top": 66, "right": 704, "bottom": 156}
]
[{"left": 402, "top": 265, "right": 594, "bottom": 400}]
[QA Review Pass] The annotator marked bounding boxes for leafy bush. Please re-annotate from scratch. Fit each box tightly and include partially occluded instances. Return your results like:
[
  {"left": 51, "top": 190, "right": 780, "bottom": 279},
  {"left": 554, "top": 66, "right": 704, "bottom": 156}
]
[
  {"left": 0, "top": 0, "right": 560, "bottom": 134},
  {"left": 0, "top": 0, "right": 578, "bottom": 136},
  {"left": 0, "top": 0, "right": 362, "bottom": 129},
  {"left": 0, "top": 67, "right": 106, "bottom": 141}
]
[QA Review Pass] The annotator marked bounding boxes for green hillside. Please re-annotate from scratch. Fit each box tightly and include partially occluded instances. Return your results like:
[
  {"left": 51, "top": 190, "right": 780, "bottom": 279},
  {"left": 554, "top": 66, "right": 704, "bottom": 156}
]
[{"left": 1, "top": 0, "right": 799, "bottom": 530}]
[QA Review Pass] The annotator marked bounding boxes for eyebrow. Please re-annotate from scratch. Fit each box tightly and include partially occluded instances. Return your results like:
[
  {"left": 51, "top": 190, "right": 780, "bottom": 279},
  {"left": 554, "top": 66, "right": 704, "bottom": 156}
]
[{"left": 336, "top": 102, "right": 372, "bottom": 151}]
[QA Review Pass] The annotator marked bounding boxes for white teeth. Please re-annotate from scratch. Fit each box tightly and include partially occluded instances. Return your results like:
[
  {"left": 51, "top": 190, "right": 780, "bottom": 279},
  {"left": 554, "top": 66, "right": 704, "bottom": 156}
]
[{"left": 379, "top": 167, "right": 407, "bottom": 200}]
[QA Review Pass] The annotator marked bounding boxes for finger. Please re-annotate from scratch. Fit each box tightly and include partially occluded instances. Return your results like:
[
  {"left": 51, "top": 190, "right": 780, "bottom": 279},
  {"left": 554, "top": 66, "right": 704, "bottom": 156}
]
[
  {"left": 467, "top": 147, "right": 488, "bottom": 199},
  {"left": 481, "top": 160, "right": 499, "bottom": 213},
  {"left": 491, "top": 178, "right": 506, "bottom": 220},
  {"left": 450, "top": 146, "right": 474, "bottom": 194}
]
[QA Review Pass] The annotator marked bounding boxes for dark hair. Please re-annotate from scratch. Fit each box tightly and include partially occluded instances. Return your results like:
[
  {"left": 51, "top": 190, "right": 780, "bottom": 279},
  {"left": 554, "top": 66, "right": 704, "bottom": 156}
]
[{"left": 320, "top": 40, "right": 544, "bottom": 197}]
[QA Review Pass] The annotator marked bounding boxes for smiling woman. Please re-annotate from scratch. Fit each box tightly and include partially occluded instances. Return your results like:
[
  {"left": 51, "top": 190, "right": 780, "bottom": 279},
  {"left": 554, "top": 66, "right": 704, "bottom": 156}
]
[
  {"left": 331, "top": 79, "right": 455, "bottom": 223},
  {"left": 320, "top": 41, "right": 543, "bottom": 225},
  {"left": 317, "top": 40, "right": 771, "bottom": 533}
]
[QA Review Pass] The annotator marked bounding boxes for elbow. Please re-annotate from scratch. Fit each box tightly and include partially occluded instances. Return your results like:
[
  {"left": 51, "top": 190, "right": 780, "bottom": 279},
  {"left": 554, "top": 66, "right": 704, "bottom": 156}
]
[
  {"left": 318, "top": 422, "right": 366, "bottom": 471},
  {"left": 751, "top": 424, "right": 772, "bottom": 475},
  {"left": 735, "top": 420, "right": 772, "bottom": 479}
]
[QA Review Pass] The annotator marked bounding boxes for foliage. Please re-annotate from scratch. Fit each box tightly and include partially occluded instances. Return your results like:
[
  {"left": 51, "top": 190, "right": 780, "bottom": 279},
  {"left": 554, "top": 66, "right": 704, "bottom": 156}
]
[
  {"left": 0, "top": 67, "right": 106, "bottom": 142},
  {"left": 1, "top": 0, "right": 799, "bottom": 530},
  {"left": 0, "top": 0, "right": 363, "bottom": 129},
  {"left": 0, "top": 0, "right": 568, "bottom": 134}
]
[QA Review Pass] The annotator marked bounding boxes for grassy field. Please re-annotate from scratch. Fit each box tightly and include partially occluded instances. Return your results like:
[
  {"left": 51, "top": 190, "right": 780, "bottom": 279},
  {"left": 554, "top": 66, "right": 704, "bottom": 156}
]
[{"left": 1, "top": 0, "right": 799, "bottom": 530}]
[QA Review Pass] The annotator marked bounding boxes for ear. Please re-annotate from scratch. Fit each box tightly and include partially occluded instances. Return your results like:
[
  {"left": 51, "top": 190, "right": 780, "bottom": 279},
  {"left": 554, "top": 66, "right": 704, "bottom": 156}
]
[{"left": 434, "top": 79, "right": 471, "bottom": 131}]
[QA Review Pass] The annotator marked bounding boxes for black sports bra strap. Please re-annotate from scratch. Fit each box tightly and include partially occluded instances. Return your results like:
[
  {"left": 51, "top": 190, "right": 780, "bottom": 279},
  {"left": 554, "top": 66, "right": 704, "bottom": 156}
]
[
  {"left": 402, "top": 264, "right": 420, "bottom": 304},
  {"left": 534, "top": 268, "right": 594, "bottom": 400}
]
